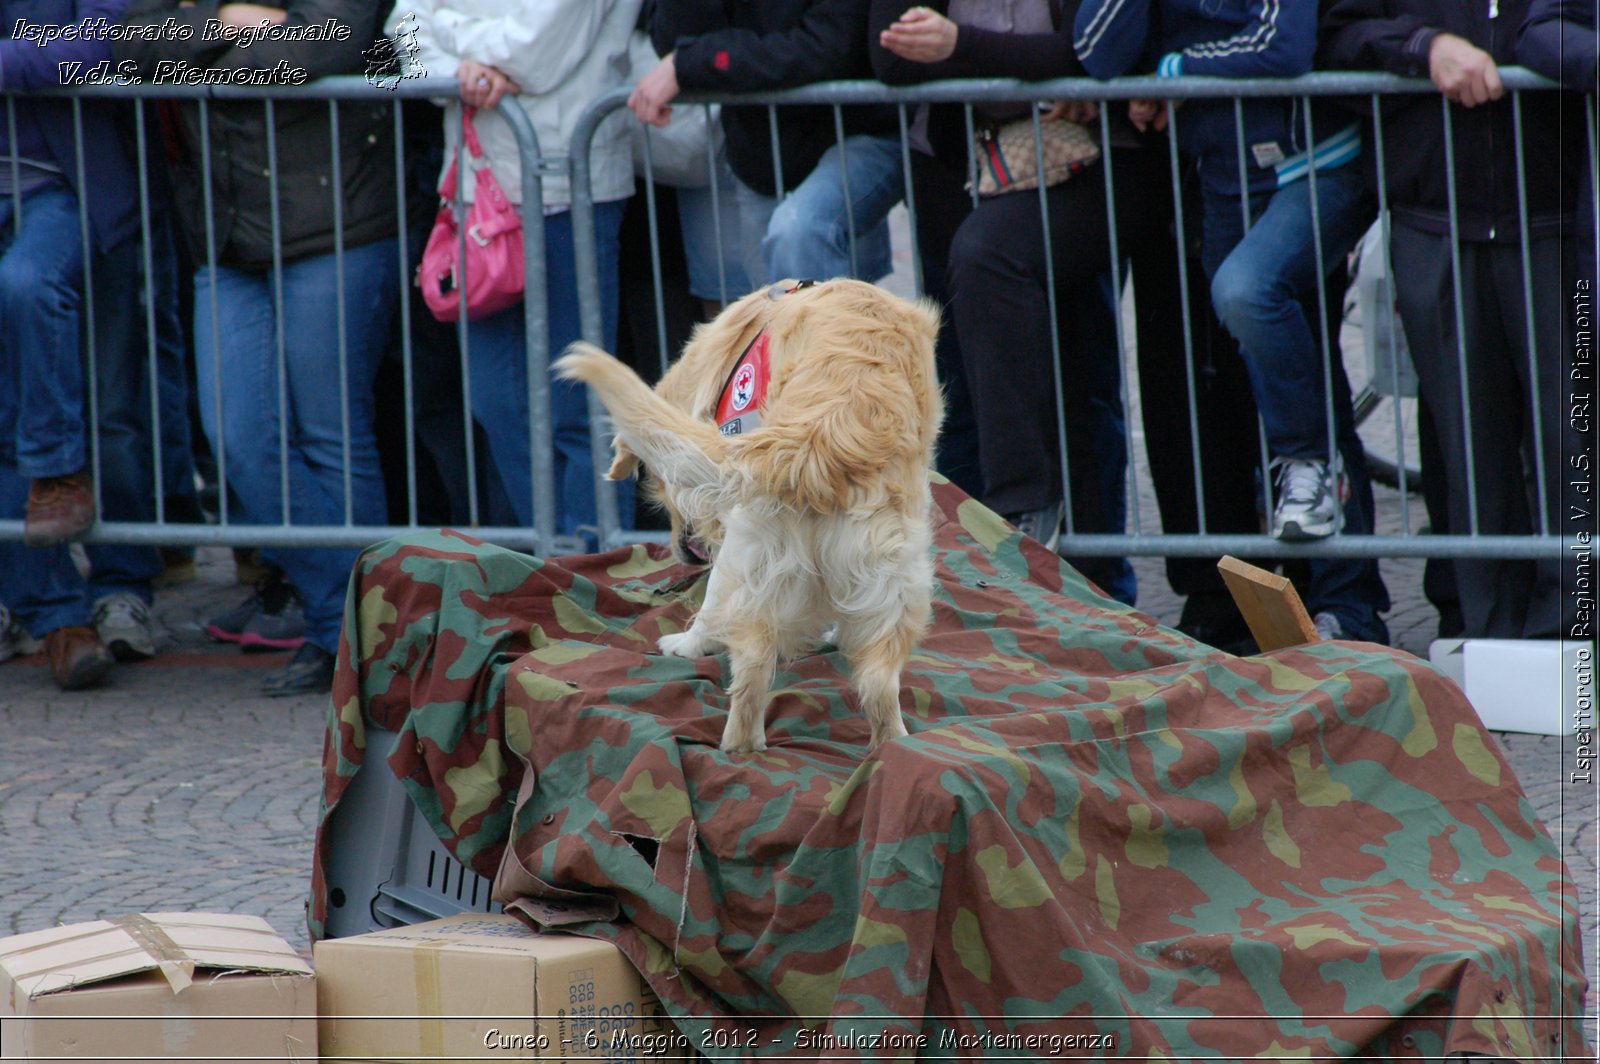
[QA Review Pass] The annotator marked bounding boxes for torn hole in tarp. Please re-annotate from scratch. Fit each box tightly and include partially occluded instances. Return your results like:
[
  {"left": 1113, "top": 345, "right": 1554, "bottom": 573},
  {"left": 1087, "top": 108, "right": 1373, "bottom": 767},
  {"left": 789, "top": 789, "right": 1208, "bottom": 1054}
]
[{"left": 613, "top": 831, "right": 662, "bottom": 871}]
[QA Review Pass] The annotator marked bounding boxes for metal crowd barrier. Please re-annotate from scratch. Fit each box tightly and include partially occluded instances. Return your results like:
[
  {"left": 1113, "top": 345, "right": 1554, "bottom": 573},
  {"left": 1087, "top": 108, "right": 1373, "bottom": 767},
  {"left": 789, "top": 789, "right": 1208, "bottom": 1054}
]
[
  {"left": 0, "top": 71, "right": 1589, "bottom": 574},
  {"left": 572, "top": 70, "right": 1589, "bottom": 565},
  {"left": 0, "top": 76, "right": 577, "bottom": 555}
]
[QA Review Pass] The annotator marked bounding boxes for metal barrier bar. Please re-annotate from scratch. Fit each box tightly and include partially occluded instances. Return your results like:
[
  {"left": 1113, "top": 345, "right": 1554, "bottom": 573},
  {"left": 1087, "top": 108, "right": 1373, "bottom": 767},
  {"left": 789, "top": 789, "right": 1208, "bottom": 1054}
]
[
  {"left": 0, "top": 71, "right": 1578, "bottom": 574},
  {"left": 1511, "top": 91, "right": 1550, "bottom": 536},
  {"left": 0, "top": 77, "right": 566, "bottom": 553},
  {"left": 565, "top": 73, "right": 1577, "bottom": 566}
]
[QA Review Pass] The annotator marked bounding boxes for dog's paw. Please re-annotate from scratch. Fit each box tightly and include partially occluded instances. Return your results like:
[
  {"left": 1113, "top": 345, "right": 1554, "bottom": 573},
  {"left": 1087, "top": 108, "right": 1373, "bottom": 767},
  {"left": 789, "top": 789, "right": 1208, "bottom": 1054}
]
[
  {"left": 867, "top": 714, "right": 909, "bottom": 752},
  {"left": 720, "top": 724, "right": 768, "bottom": 756},
  {"left": 658, "top": 630, "right": 709, "bottom": 658}
]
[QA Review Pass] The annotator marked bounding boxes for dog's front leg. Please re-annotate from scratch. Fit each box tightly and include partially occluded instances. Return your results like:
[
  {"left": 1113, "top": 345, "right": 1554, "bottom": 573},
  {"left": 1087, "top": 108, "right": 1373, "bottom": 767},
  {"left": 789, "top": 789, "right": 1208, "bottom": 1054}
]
[{"left": 658, "top": 561, "right": 729, "bottom": 659}]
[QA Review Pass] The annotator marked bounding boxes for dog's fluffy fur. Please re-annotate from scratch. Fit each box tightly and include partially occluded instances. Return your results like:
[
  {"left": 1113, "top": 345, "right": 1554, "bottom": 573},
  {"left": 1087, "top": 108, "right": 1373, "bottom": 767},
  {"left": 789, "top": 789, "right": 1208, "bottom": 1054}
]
[{"left": 554, "top": 279, "right": 944, "bottom": 755}]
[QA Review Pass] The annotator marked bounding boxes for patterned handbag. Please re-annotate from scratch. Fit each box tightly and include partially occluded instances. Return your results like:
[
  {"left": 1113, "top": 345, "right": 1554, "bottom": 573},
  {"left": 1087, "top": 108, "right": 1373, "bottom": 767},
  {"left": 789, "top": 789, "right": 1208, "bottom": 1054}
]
[{"left": 973, "top": 114, "right": 1101, "bottom": 197}]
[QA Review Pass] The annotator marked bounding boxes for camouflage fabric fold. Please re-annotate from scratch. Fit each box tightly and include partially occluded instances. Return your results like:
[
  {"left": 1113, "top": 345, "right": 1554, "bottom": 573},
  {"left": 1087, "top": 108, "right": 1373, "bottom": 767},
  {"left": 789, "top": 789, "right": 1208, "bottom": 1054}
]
[{"left": 311, "top": 480, "right": 1590, "bottom": 1061}]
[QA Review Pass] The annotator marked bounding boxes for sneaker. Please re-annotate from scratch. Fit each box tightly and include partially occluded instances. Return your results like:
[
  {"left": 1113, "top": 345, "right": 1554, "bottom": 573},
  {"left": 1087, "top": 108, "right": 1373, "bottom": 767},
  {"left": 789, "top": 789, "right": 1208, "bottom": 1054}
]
[
  {"left": 1312, "top": 611, "right": 1345, "bottom": 641},
  {"left": 1271, "top": 456, "right": 1347, "bottom": 541},
  {"left": 239, "top": 586, "right": 307, "bottom": 651},
  {"left": 205, "top": 568, "right": 305, "bottom": 650},
  {"left": 92, "top": 593, "right": 158, "bottom": 662},
  {"left": 44, "top": 625, "right": 114, "bottom": 690},
  {"left": 1004, "top": 501, "right": 1064, "bottom": 553},
  {"left": 24, "top": 471, "right": 96, "bottom": 548},
  {"left": 261, "top": 642, "right": 336, "bottom": 697},
  {"left": 0, "top": 604, "right": 41, "bottom": 663}
]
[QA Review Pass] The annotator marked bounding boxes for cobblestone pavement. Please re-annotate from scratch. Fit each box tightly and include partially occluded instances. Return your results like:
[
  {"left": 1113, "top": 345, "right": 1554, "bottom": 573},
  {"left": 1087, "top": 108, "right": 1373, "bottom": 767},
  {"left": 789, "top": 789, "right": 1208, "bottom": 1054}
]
[{"left": 0, "top": 537, "right": 1593, "bottom": 1045}]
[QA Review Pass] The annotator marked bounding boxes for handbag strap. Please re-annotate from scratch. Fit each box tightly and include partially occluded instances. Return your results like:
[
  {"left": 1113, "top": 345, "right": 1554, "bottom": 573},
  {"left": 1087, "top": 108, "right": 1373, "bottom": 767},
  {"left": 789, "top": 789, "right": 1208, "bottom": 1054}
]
[
  {"left": 460, "top": 105, "right": 487, "bottom": 159},
  {"left": 436, "top": 105, "right": 490, "bottom": 202}
]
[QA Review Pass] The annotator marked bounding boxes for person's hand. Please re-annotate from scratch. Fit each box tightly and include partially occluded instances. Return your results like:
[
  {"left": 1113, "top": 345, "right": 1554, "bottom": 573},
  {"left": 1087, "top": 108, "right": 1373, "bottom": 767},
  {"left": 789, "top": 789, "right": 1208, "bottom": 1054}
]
[
  {"left": 1044, "top": 100, "right": 1100, "bottom": 124},
  {"left": 1428, "top": 32, "right": 1503, "bottom": 107},
  {"left": 628, "top": 53, "right": 680, "bottom": 127},
  {"left": 458, "top": 59, "right": 521, "bottom": 111},
  {"left": 216, "top": 3, "right": 287, "bottom": 28},
  {"left": 1128, "top": 98, "right": 1172, "bottom": 133},
  {"left": 878, "top": 6, "right": 958, "bottom": 64}
]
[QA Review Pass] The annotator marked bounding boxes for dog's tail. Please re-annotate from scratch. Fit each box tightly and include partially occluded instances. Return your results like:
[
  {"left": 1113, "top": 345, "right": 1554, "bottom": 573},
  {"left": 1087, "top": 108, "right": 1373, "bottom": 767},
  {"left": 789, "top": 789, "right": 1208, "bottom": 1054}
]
[{"left": 553, "top": 342, "right": 737, "bottom": 506}]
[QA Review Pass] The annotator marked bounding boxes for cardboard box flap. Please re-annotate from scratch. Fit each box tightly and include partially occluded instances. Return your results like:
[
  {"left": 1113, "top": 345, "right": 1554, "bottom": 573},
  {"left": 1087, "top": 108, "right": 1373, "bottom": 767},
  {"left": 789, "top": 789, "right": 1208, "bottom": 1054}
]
[{"left": 0, "top": 913, "right": 311, "bottom": 999}]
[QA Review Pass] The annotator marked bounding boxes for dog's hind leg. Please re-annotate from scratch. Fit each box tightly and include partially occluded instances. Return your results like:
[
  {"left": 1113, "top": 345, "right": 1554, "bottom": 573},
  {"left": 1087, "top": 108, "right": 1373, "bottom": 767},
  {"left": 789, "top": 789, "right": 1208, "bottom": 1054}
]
[
  {"left": 838, "top": 597, "right": 927, "bottom": 752},
  {"left": 720, "top": 623, "right": 777, "bottom": 755}
]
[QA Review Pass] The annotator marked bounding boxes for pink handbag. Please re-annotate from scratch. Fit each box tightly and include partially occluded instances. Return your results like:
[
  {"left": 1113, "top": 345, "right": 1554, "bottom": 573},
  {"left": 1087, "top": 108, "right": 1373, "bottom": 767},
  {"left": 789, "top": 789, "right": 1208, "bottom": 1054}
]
[{"left": 419, "top": 107, "right": 525, "bottom": 323}]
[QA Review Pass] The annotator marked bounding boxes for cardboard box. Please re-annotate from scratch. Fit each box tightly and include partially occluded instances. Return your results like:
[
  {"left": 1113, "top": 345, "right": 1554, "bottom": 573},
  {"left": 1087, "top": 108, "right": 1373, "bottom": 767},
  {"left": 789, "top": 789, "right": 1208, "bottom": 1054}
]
[
  {"left": 1430, "top": 638, "right": 1579, "bottom": 735},
  {"left": 314, "top": 913, "right": 690, "bottom": 1061},
  {"left": 0, "top": 912, "right": 316, "bottom": 1063}
]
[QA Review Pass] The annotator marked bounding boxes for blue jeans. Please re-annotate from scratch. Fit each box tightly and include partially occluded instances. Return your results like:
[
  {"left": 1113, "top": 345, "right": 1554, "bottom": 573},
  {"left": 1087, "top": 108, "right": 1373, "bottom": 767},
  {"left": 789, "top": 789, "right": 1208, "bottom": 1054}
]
[
  {"left": 0, "top": 232, "right": 161, "bottom": 635},
  {"left": 0, "top": 184, "right": 88, "bottom": 479},
  {"left": 193, "top": 238, "right": 398, "bottom": 653},
  {"left": 1201, "top": 166, "right": 1390, "bottom": 642},
  {"left": 468, "top": 202, "right": 631, "bottom": 539},
  {"left": 1201, "top": 165, "right": 1370, "bottom": 460},
  {"left": 735, "top": 134, "right": 903, "bottom": 285},
  {"left": 677, "top": 148, "right": 752, "bottom": 303}
]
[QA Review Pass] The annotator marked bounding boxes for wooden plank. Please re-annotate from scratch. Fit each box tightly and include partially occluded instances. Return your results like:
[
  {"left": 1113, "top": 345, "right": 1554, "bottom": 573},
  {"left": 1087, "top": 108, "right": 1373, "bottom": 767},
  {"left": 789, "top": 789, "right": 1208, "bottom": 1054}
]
[{"left": 1216, "top": 555, "right": 1320, "bottom": 653}]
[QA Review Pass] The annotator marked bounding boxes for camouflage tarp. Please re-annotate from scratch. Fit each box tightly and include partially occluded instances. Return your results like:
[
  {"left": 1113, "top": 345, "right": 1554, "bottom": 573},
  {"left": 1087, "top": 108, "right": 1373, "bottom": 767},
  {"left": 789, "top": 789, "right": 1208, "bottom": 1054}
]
[{"left": 312, "top": 479, "right": 1590, "bottom": 1061}]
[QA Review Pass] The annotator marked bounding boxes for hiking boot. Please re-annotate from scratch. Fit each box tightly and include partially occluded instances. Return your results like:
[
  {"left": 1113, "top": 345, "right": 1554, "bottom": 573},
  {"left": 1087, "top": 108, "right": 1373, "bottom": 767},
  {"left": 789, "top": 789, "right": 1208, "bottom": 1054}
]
[
  {"left": 0, "top": 604, "right": 41, "bottom": 663},
  {"left": 1004, "top": 501, "right": 1064, "bottom": 553},
  {"left": 206, "top": 568, "right": 306, "bottom": 651},
  {"left": 92, "top": 593, "right": 158, "bottom": 662},
  {"left": 24, "top": 471, "right": 96, "bottom": 547},
  {"left": 1271, "top": 455, "right": 1347, "bottom": 541},
  {"left": 44, "top": 625, "right": 114, "bottom": 690},
  {"left": 261, "top": 642, "right": 335, "bottom": 697}
]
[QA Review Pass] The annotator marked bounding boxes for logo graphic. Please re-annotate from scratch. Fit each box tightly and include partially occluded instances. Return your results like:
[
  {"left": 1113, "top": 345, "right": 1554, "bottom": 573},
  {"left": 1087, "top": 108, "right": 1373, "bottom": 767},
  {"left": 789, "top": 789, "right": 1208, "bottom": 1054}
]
[
  {"left": 365, "top": 11, "right": 424, "bottom": 90},
  {"left": 731, "top": 363, "right": 756, "bottom": 411}
]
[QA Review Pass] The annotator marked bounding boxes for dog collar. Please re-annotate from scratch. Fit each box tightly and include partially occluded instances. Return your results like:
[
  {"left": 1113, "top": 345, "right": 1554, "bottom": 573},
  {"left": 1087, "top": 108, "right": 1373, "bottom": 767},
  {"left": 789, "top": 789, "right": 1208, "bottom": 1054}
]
[{"left": 716, "top": 280, "right": 815, "bottom": 436}]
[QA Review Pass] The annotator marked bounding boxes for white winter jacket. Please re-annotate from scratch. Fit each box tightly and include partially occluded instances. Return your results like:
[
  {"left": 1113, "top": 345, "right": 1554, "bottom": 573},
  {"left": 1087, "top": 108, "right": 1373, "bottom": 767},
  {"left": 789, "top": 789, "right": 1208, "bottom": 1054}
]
[{"left": 396, "top": 0, "right": 641, "bottom": 210}]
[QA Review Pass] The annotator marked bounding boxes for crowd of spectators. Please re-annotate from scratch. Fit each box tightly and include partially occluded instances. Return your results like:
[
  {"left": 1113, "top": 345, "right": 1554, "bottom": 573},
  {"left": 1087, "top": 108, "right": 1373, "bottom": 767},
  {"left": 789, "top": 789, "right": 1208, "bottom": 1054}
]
[{"left": 0, "top": 0, "right": 1592, "bottom": 693}]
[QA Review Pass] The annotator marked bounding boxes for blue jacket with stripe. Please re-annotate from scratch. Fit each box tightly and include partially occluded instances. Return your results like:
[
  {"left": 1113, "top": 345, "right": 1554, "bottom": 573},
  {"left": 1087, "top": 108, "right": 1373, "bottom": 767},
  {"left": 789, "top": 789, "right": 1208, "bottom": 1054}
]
[{"left": 1073, "top": 0, "right": 1355, "bottom": 195}]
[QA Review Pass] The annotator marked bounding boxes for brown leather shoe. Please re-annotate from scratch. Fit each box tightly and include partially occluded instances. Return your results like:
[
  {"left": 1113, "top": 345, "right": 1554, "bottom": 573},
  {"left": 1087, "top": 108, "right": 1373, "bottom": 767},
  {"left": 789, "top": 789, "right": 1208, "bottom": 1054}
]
[
  {"left": 44, "top": 625, "right": 114, "bottom": 691},
  {"left": 24, "top": 471, "right": 96, "bottom": 548}
]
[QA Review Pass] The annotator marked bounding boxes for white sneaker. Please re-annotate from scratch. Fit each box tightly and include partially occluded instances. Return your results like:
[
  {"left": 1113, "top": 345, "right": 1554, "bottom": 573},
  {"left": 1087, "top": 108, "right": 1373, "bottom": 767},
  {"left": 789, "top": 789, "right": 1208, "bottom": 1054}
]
[
  {"left": 92, "top": 593, "right": 158, "bottom": 662},
  {"left": 1272, "top": 455, "right": 1348, "bottom": 541},
  {"left": 0, "top": 604, "right": 41, "bottom": 663}
]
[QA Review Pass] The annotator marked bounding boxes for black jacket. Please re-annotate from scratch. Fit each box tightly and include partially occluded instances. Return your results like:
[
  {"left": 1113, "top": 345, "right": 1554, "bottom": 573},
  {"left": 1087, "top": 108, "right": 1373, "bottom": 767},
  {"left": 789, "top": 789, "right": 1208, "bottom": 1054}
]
[
  {"left": 114, "top": 0, "right": 398, "bottom": 268},
  {"left": 1517, "top": 0, "right": 1597, "bottom": 86},
  {"left": 652, "top": 0, "right": 898, "bottom": 197},
  {"left": 1320, "top": 0, "right": 1583, "bottom": 241}
]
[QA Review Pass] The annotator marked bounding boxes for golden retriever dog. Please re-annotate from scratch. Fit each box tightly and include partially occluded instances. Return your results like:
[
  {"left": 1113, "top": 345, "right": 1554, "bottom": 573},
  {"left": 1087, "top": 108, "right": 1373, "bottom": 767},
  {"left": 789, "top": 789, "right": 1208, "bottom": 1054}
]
[{"left": 553, "top": 279, "right": 944, "bottom": 755}]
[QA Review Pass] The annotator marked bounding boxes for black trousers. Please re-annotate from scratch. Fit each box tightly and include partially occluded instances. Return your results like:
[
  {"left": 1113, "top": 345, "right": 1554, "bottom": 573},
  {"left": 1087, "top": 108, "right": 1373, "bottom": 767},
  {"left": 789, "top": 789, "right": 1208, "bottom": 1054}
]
[{"left": 1391, "top": 226, "right": 1580, "bottom": 639}]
